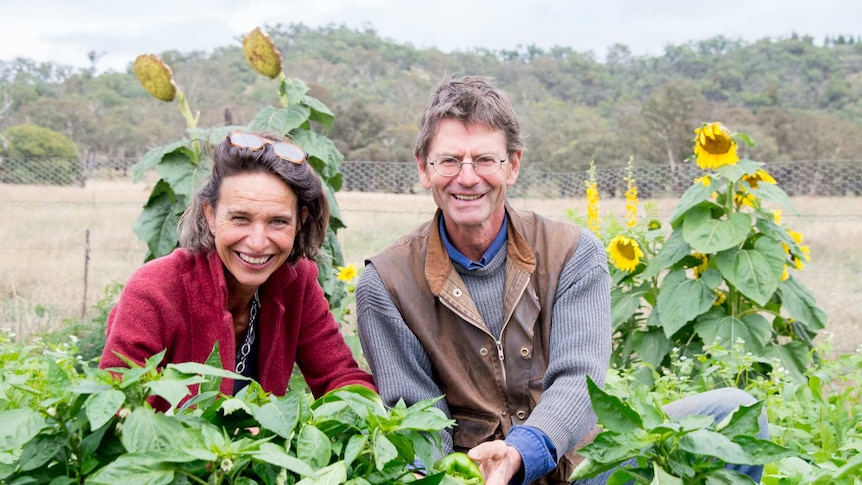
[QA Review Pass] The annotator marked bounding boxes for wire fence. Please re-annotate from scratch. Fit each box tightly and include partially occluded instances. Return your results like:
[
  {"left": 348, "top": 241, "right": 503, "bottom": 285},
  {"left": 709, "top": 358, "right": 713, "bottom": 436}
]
[
  {"left": 1, "top": 159, "right": 860, "bottom": 353},
  {"left": 1, "top": 158, "right": 861, "bottom": 198}
]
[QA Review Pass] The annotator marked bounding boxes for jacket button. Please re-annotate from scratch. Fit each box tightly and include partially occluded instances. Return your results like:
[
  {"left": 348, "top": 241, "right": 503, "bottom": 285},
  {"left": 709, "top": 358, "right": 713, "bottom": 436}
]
[
  {"left": 520, "top": 347, "right": 530, "bottom": 357},
  {"left": 453, "top": 288, "right": 462, "bottom": 297},
  {"left": 516, "top": 410, "right": 527, "bottom": 419},
  {"left": 479, "top": 347, "right": 489, "bottom": 356}
]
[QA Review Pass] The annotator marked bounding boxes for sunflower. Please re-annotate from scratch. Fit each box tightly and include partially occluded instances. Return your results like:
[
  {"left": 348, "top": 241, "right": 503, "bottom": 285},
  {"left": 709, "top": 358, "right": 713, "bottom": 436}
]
[
  {"left": 607, "top": 236, "right": 644, "bottom": 273},
  {"left": 693, "top": 122, "right": 739, "bottom": 170},
  {"left": 694, "top": 175, "right": 712, "bottom": 187},
  {"left": 772, "top": 209, "right": 783, "bottom": 225},
  {"left": 336, "top": 264, "right": 358, "bottom": 282},
  {"left": 742, "top": 169, "right": 777, "bottom": 190},
  {"left": 692, "top": 253, "right": 709, "bottom": 279},
  {"left": 133, "top": 54, "right": 178, "bottom": 102},
  {"left": 242, "top": 27, "right": 284, "bottom": 79}
]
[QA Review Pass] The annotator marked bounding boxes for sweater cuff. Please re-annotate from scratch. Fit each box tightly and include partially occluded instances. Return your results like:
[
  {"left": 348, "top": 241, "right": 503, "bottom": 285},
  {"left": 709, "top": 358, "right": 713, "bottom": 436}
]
[{"left": 505, "top": 425, "right": 557, "bottom": 485}]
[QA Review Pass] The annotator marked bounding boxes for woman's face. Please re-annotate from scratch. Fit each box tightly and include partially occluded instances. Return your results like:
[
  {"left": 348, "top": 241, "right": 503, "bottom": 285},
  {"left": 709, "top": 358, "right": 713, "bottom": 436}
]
[{"left": 205, "top": 171, "right": 303, "bottom": 294}]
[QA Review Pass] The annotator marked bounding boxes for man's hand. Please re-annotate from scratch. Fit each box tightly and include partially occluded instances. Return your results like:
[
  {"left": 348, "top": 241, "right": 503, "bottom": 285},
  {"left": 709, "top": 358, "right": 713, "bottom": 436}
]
[{"left": 468, "top": 440, "right": 523, "bottom": 485}]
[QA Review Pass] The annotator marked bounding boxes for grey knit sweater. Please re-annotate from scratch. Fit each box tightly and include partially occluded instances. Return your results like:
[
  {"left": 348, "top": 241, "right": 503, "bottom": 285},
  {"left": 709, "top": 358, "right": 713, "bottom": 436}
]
[{"left": 356, "top": 228, "right": 611, "bottom": 460}]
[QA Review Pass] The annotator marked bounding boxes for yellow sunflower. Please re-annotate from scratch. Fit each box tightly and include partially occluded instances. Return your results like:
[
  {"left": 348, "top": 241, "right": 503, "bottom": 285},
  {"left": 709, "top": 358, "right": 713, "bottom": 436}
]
[
  {"left": 742, "top": 169, "right": 776, "bottom": 189},
  {"left": 607, "top": 236, "right": 644, "bottom": 273},
  {"left": 693, "top": 122, "right": 739, "bottom": 170},
  {"left": 692, "top": 253, "right": 709, "bottom": 279},
  {"left": 242, "top": 27, "right": 284, "bottom": 79},
  {"left": 133, "top": 54, "right": 178, "bottom": 102},
  {"left": 772, "top": 209, "right": 783, "bottom": 225},
  {"left": 694, "top": 175, "right": 712, "bottom": 187},
  {"left": 336, "top": 264, "right": 358, "bottom": 282}
]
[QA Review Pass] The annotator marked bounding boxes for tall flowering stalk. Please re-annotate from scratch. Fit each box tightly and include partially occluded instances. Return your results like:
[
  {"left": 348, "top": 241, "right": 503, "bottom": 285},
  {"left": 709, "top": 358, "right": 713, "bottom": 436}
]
[
  {"left": 577, "top": 123, "right": 826, "bottom": 379},
  {"left": 585, "top": 161, "right": 600, "bottom": 235}
]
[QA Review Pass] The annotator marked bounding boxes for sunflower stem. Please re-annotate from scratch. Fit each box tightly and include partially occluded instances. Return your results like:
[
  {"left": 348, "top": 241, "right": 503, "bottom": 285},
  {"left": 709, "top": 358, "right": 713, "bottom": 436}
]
[{"left": 176, "top": 89, "right": 201, "bottom": 164}]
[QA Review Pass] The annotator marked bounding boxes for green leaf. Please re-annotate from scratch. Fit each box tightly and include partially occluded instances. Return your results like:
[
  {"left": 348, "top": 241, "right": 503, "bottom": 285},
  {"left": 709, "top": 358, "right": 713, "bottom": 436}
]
[
  {"left": 656, "top": 270, "right": 716, "bottom": 337},
  {"left": 292, "top": 130, "right": 344, "bottom": 182},
  {"left": 610, "top": 286, "right": 647, "bottom": 331},
  {"left": 643, "top": 228, "right": 691, "bottom": 278},
  {"left": 631, "top": 327, "right": 671, "bottom": 367},
  {"left": 715, "top": 158, "right": 761, "bottom": 183},
  {"left": 296, "top": 461, "right": 347, "bottom": 485},
  {"left": 651, "top": 461, "right": 684, "bottom": 484},
  {"left": 145, "top": 378, "right": 197, "bottom": 409},
  {"left": 17, "top": 434, "right": 66, "bottom": 471},
  {"left": 694, "top": 310, "right": 772, "bottom": 350},
  {"left": 200, "top": 343, "right": 224, "bottom": 394},
  {"left": 700, "top": 468, "right": 754, "bottom": 484},
  {"left": 669, "top": 182, "right": 717, "bottom": 227},
  {"left": 372, "top": 434, "right": 399, "bottom": 471},
  {"left": 249, "top": 105, "right": 312, "bottom": 134},
  {"left": 679, "top": 429, "right": 753, "bottom": 464},
  {"left": 749, "top": 182, "right": 799, "bottom": 214},
  {"left": 254, "top": 391, "right": 302, "bottom": 440},
  {"left": 714, "top": 237, "right": 785, "bottom": 306},
  {"left": 343, "top": 434, "right": 367, "bottom": 469},
  {"left": 252, "top": 442, "right": 317, "bottom": 477},
  {"left": 302, "top": 94, "right": 335, "bottom": 129},
  {"left": 762, "top": 341, "right": 809, "bottom": 382},
  {"left": 132, "top": 179, "right": 181, "bottom": 259},
  {"left": 717, "top": 401, "right": 763, "bottom": 438},
  {"left": 732, "top": 435, "right": 796, "bottom": 464},
  {"left": 85, "top": 389, "right": 126, "bottom": 430},
  {"left": 0, "top": 409, "right": 45, "bottom": 451},
  {"left": 154, "top": 150, "right": 210, "bottom": 204},
  {"left": 85, "top": 453, "right": 176, "bottom": 485},
  {"left": 133, "top": 140, "right": 191, "bottom": 182},
  {"left": 779, "top": 277, "right": 828, "bottom": 333},
  {"left": 682, "top": 206, "right": 751, "bottom": 254},
  {"left": 284, "top": 77, "right": 311, "bottom": 102},
  {"left": 297, "top": 424, "right": 331, "bottom": 470},
  {"left": 120, "top": 407, "right": 204, "bottom": 458},
  {"left": 587, "top": 376, "right": 643, "bottom": 432}
]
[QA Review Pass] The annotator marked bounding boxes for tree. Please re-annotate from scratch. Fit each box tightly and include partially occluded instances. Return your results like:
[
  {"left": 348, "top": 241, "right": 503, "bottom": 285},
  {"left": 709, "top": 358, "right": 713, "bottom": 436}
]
[{"left": 0, "top": 124, "right": 80, "bottom": 185}]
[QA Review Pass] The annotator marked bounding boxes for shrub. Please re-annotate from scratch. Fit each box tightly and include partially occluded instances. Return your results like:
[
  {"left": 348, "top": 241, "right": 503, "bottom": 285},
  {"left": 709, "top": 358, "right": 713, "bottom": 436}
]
[{"left": 0, "top": 124, "right": 81, "bottom": 185}]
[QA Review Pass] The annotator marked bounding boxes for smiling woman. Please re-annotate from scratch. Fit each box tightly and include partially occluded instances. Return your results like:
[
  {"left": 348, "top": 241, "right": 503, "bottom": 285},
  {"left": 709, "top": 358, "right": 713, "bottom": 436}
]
[{"left": 99, "top": 131, "right": 375, "bottom": 409}]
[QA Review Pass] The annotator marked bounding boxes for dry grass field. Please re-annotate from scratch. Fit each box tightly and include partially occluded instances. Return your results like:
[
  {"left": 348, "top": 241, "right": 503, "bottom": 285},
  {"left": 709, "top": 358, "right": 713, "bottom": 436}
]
[{"left": 2, "top": 180, "right": 860, "bottom": 354}]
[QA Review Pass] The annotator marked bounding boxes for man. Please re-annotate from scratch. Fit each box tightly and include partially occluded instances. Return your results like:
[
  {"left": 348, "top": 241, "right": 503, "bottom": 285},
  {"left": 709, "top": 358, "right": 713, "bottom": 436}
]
[{"left": 356, "top": 76, "right": 765, "bottom": 485}]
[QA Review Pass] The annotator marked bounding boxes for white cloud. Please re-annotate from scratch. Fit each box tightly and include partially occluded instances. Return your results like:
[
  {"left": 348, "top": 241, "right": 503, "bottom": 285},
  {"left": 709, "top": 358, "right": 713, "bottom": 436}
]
[{"left": 1, "top": 0, "right": 860, "bottom": 73}]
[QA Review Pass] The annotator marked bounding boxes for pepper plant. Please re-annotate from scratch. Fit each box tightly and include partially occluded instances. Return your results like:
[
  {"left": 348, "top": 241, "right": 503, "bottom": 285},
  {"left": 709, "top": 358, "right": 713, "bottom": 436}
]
[
  {"left": 131, "top": 27, "right": 348, "bottom": 307},
  {"left": 0, "top": 331, "right": 460, "bottom": 484}
]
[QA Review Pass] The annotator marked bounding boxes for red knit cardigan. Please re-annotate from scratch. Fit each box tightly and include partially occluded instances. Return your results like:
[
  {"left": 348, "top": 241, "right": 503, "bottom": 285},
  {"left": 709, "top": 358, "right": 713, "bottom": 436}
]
[{"left": 100, "top": 248, "right": 375, "bottom": 404}]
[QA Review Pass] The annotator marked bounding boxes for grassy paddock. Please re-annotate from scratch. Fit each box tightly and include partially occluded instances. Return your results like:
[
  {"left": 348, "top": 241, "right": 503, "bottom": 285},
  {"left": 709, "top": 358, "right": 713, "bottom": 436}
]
[{"left": 1, "top": 181, "right": 860, "bottom": 353}]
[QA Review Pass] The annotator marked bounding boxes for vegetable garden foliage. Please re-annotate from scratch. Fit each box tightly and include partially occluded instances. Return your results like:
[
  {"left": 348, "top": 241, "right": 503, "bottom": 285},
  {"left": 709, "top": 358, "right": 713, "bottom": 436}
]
[
  {"left": 570, "top": 124, "right": 828, "bottom": 383},
  {"left": 131, "top": 28, "right": 348, "bottom": 309},
  {"left": 0, "top": 333, "right": 459, "bottom": 485}
]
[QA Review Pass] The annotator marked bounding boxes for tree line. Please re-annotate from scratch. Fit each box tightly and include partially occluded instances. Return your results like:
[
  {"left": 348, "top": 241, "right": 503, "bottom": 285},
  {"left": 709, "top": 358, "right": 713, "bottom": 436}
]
[{"left": 1, "top": 24, "right": 861, "bottom": 173}]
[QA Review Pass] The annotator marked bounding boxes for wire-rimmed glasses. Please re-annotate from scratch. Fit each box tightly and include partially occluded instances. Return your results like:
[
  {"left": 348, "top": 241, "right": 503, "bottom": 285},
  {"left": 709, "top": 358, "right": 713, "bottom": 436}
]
[{"left": 428, "top": 154, "right": 507, "bottom": 177}]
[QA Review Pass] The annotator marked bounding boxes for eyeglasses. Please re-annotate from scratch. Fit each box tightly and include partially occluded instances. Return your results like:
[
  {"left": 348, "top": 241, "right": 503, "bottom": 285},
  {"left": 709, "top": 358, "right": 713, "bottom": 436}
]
[
  {"left": 428, "top": 154, "right": 507, "bottom": 177},
  {"left": 227, "top": 131, "right": 307, "bottom": 165}
]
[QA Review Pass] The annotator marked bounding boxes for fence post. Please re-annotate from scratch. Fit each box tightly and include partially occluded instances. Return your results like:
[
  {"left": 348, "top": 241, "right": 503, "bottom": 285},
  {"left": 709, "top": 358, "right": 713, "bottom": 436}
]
[{"left": 81, "top": 229, "right": 90, "bottom": 318}]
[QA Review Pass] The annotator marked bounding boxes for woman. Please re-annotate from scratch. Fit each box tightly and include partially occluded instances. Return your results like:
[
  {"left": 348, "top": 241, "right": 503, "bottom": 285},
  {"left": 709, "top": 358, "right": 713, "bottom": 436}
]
[{"left": 100, "top": 131, "right": 375, "bottom": 406}]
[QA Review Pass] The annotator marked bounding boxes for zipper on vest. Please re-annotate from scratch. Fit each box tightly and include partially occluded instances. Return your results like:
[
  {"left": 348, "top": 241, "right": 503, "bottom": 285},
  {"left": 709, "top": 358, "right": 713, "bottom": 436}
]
[{"left": 495, "top": 339, "right": 506, "bottom": 382}]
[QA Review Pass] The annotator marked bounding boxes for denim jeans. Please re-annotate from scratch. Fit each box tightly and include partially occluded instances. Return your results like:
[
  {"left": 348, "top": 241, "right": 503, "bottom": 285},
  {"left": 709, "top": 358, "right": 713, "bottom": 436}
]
[{"left": 572, "top": 388, "right": 768, "bottom": 484}]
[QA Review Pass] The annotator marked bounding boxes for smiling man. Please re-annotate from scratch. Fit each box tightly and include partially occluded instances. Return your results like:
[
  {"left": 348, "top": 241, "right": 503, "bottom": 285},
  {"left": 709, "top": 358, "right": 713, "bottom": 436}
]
[{"left": 355, "top": 76, "right": 766, "bottom": 485}]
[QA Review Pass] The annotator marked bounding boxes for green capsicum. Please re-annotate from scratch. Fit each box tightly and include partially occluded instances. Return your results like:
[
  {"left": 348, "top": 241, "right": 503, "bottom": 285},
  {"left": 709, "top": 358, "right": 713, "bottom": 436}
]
[{"left": 433, "top": 452, "right": 484, "bottom": 484}]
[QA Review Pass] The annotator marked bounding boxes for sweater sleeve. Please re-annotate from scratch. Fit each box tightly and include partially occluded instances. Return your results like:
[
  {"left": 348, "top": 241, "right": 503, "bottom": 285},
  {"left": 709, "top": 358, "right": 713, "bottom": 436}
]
[
  {"left": 522, "top": 229, "right": 612, "bottom": 460},
  {"left": 99, "top": 261, "right": 182, "bottom": 371},
  {"left": 292, "top": 260, "right": 376, "bottom": 396},
  {"left": 356, "top": 263, "right": 454, "bottom": 456}
]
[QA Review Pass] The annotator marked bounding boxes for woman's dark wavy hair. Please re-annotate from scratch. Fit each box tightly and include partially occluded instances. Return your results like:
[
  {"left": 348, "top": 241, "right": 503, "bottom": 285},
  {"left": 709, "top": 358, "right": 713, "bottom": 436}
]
[{"left": 179, "top": 132, "right": 328, "bottom": 264}]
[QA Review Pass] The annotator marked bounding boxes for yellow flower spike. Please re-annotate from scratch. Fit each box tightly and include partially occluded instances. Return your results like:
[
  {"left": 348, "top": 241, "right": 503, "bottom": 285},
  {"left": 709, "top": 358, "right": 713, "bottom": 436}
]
[
  {"left": 133, "top": 54, "right": 177, "bottom": 102},
  {"left": 772, "top": 209, "right": 783, "bottom": 225},
  {"left": 242, "top": 27, "right": 284, "bottom": 79},
  {"left": 607, "top": 236, "right": 644, "bottom": 273},
  {"left": 693, "top": 122, "right": 739, "bottom": 170},
  {"left": 336, "top": 264, "right": 358, "bottom": 282}
]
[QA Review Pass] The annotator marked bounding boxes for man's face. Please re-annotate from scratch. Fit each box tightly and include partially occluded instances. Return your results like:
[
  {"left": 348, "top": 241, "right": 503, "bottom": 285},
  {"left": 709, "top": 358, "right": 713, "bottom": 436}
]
[{"left": 417, "top": 119, "right": 521, "bottom": 243}]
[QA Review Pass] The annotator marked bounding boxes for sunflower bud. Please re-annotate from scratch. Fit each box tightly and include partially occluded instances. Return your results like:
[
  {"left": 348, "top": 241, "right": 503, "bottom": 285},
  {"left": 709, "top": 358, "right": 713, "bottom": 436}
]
[
  {"left": 133, "top": 54, "right": 177, "bottom": 102},
  {"left": 242, "top": 27, "right": 283, "bottom": 79}
]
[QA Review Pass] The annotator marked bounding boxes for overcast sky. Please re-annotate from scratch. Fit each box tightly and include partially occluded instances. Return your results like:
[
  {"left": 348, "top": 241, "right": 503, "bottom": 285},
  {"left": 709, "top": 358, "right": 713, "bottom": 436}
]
[{"left": 1, "top": 0, "right": 860, "bottom": 73}]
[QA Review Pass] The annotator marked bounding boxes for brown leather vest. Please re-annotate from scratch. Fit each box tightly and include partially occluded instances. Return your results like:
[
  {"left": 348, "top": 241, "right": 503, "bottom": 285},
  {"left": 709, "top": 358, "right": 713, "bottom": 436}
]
[{"left": 370, "top": 204, "right": 583, "bottom": 484}]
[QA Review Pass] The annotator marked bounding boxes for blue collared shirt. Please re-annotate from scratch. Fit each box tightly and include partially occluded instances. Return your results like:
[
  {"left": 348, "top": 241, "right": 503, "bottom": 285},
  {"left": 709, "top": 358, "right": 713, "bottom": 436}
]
[{"left": 439, "top": 213, "right": 508, "bottom": 269}]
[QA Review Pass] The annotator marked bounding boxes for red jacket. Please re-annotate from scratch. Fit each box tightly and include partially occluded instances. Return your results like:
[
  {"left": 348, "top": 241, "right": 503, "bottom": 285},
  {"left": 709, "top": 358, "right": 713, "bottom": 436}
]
[{"left": 100, "top": 249, "right": 374, "bottom": 404}]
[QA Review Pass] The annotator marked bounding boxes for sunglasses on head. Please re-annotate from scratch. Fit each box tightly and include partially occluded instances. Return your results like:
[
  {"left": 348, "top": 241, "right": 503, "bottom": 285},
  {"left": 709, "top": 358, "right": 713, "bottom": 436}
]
[{"left": 227, "top": 131, "right": 307, "bottom": 165}]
